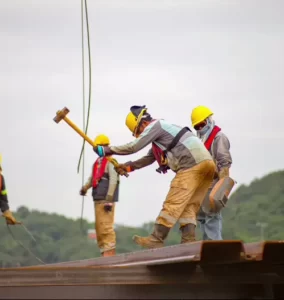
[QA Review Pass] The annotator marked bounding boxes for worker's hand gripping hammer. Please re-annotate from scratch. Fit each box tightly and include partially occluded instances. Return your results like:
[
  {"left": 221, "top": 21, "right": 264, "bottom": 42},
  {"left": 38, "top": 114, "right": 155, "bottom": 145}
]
[{"left": 53, "top": 107, "right": 129, "bottom": 177}]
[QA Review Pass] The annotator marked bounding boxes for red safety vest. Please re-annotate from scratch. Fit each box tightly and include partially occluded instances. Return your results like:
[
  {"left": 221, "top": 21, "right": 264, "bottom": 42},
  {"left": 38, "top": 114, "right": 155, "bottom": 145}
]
[
  {"left": 152, "top": 143, "right": 166, "bottom": 167},
  {"left": 145, "top": 119, "right": 166, "bottom": 167},
  {"left": 204, "top": 126, "right": 221, "bottom": 150},
  {"left": 92, "top": 157, "right": 108, "bottom": 188}
]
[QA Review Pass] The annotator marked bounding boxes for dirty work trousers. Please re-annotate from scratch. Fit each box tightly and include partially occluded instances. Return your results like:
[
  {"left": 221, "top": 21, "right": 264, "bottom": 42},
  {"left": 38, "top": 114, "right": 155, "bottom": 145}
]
[
  {"left": 198, "top": 179, "right": 223, "bottom": 240},
  {"left": 156, "top": 160, "right": 216, "bottom": 228},
  {"left": 94, "top": 201, "right": 116, "bottom": 253}
]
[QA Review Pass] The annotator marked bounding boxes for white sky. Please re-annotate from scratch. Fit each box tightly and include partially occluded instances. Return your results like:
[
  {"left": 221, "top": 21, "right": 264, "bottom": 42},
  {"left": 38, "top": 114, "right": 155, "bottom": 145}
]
[{"left": 1, "top": 0, "right": 283, "bottom": 226}]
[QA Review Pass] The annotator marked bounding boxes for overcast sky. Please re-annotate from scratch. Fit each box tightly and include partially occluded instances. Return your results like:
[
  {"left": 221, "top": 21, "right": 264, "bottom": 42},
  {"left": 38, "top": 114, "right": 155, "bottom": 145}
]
[{"left": 1, "top": 0, "right": 283, "bottom": 226}]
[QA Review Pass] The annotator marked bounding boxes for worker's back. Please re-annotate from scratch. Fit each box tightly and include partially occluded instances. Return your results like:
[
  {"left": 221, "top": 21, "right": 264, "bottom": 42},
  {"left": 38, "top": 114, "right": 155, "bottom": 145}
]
[{"left": 147, "top": 119, "right": 213, "bottom": 172}]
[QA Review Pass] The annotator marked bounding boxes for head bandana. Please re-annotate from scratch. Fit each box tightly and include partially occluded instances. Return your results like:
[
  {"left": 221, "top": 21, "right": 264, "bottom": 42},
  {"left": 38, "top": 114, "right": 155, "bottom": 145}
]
[{"left": 197, "top": 116, "right": 215, "bottom": 142}]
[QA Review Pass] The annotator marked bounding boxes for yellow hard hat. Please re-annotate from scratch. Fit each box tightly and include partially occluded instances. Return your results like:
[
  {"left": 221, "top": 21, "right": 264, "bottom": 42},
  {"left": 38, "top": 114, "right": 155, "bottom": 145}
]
[
  {"left": 191, "top": 106, "right": 213, "bottom": 127},
  {"left": 94, "top": 134, "right": 110, "bottom": 146},
  {"left": 125, "top": 105, "right": 148, "bottom": 136}
]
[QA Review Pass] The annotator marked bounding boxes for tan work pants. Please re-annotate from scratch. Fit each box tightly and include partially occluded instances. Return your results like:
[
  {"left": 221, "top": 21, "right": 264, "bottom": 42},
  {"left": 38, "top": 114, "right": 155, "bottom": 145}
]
[
  {"left": 94, "top": 201, "right": 116, "bottom": 253},
  {"left": 156, "top": 160, "right": 216, "bottom": 228}
]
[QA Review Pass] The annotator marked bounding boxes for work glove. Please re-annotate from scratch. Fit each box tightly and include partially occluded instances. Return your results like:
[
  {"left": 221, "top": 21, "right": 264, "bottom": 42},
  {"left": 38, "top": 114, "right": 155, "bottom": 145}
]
[
  {"left": 114, "top": 163, "right": 134, "bottom": 176},
  {"left": 80, "top": 187, "right": 88, "bottom": 196},
  {"left": 218, "top": 167, "right": 230, "bottom": 179},
  {"left": 2, "top": 210, "right": 19, "bottom": 225},
  {"left": 93, "top": 146, "right": 113, "bottom": 157}
]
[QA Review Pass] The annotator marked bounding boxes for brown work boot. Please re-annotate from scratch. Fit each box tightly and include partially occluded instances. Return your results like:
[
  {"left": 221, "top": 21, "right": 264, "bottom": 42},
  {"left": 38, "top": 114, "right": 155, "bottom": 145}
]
[
  {"left": 180, "top": 224, "right": 196, "bottom": 244},
  {"left": 101, "top": 249, "right": 116, "bottom": 257},
  {"left": 133, "top": 224, "right": 170, "bottom": 249}
]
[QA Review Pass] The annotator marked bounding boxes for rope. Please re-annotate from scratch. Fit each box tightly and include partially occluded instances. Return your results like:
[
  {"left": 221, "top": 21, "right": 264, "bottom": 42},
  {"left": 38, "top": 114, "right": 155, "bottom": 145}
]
[
  {"left": 7, "top": 225, "right": 46, "bottom": 265},
  {"left": 78, "top": 0, "right": 92, "bottom": 230}
]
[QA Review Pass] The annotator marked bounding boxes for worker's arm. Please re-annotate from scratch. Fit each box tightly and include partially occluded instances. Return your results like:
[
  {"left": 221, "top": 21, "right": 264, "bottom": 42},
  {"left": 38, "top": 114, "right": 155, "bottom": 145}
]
[
  {"left": 0, "top": 175, "right": 10, "bottom": 213},
  {"left": 80, "top": 165, "right": 93, "bottom": 194},
  {"left": 114, "top": 149, "right": 156, "bottom": 175},
  {"left": 106, "top": 162, "right": 119, "bottom": 200},
  {"left": 126, "top": 149, "right": 156, "bottom": 170},
  {"left": 213, "top": 133, "right": 232, "bottom": 178},
  {"left": 103, "top": 121, "right": 162, "bottom": 156},
  {"left": 0, "top": 174, "right": 19, "bottom": 225}
]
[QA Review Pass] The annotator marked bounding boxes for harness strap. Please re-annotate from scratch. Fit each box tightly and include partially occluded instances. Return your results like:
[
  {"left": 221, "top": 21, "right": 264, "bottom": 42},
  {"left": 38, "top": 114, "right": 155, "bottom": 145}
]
[
  {"left": 204, "top": 126, "right": 221, "bottom": 150},
  {"left": 164, "top": 127, "right": 191, "bottom": 154}
]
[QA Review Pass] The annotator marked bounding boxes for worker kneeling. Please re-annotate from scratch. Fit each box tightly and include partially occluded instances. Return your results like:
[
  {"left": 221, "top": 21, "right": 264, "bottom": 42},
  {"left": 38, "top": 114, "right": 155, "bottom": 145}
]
[
  {"left": 93, "top": 105, "right": 216, "bottom": 248},
  {"left": 80, "top": 135, "right": 119, "bottom": 257},
  {"left": 191, "top": 106, "right": 234, "bottom": 240}
]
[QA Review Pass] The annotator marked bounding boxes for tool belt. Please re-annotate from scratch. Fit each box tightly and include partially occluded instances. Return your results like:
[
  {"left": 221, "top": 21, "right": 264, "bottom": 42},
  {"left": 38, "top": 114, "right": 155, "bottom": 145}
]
[{"left": 152, "top": 127, "right": 191, "bottom": 174}]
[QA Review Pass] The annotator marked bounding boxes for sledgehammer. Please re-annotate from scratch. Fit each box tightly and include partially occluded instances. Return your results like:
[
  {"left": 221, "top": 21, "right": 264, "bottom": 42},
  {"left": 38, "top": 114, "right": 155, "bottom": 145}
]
[{"left": 53, "top": 107, "right": 129, "bottom": 177}]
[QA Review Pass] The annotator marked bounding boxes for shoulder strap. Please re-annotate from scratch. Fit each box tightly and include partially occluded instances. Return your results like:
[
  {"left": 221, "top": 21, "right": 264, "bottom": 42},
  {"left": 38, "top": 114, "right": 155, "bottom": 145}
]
[
  {"left": 204, "top": 126, "right": 221, "bottom": 150},
  {"left": 166, "top": 127, "right": 191, "bottom": 153}
]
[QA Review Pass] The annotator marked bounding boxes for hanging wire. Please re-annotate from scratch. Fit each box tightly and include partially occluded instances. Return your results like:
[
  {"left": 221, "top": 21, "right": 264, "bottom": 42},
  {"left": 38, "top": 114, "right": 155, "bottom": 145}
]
[
  {"left": 79, "top": 0, "right": 86, "bottom": 231},
  {"left": 77, "top": 0, "right": 92, "bottom": 175},
  {"left": 7, "top": 225, "right": 46, "bottom": 265}
]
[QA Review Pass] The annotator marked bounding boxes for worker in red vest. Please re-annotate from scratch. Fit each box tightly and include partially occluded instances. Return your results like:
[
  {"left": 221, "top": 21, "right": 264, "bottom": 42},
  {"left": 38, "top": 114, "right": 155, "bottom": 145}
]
[
  {"left": 79, "top": 135, "right": 119, "bottom": 257},
  {"left": 191, "top": 106, "right": 234, "bottom": 240},
  {"left": 0, "top": 155, "right": 19, "bottom": 225}
]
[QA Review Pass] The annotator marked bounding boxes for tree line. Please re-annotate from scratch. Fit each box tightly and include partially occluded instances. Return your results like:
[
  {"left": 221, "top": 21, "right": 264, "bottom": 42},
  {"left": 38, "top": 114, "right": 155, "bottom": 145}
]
[{"left": 1, "top": 170, "right": 283, "bottom": 267}]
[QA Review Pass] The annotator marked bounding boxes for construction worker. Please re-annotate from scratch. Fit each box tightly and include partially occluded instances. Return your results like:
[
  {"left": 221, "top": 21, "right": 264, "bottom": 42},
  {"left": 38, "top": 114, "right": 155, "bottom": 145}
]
[
  {"left": 80, "top": 135, "right": 119, "bottom": 257},
  {"left": 191, "top": 106, "right": 233, "bottom": 240},
  {"left": 0, "top": 155, "right": 18, "bottom": 225},
  {"left": 93, "top": 105, "right": 216, "bottom": 249}
]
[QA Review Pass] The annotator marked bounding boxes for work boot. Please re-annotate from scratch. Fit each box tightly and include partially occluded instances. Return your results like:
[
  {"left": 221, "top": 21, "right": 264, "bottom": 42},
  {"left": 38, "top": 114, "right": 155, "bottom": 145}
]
[
  {"left": 101, "top": 249, "right": 116, "bottom": 257},
  {"left": 180, "top": 224, "right": 196, "bottom": 244},
  {"left": 133, "top": 224, "right": 170, "bottom": 249}
]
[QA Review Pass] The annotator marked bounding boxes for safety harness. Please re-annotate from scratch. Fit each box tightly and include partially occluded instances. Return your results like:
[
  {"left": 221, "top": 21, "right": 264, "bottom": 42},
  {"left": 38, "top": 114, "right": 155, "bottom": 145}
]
[
  {"left": 92, "top": 157, "right": 108, "bottom": 188},
  {"left": 152, "top": 127, "right": 191, "bottom": 174},
  {"left": 204, "top": 126, "right": 221, "bottom": 150}
]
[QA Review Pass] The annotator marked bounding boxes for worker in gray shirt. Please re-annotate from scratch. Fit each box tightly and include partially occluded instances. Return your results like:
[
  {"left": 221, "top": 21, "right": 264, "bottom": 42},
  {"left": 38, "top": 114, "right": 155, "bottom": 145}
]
[{"left": 191, "top": 106, "right": 233, "bottom": 240}]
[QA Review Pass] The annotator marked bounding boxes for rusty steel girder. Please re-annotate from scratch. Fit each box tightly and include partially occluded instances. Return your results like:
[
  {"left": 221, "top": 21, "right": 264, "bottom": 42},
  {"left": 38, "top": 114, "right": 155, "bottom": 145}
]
[{"left": 1, "top": 240, "right": 284, "bottom": 299}]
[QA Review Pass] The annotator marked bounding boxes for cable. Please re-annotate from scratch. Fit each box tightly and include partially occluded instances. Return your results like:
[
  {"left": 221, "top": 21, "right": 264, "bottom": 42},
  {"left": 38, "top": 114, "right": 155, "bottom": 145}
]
[
  {"left": 79, "top": 0, "right": 86, "bottom": 231},
  {"left": 7, "top": 225, "right": 46, "bottom": 265},
  {"left": 77, "top": 0, "right": 92, "bottom": 175}
]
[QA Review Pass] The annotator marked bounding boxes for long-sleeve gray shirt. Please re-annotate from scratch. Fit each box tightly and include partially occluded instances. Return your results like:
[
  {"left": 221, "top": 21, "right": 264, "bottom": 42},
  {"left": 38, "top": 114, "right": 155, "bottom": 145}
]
[
  {"left": 84, "top": 160, "right": 119, "bottom": 197},
  {"left": 110, "top": 119, "right": 213, "bottom": 173},
  {"left": 210, "top": 132, "right": 232, "bottom": 172}
]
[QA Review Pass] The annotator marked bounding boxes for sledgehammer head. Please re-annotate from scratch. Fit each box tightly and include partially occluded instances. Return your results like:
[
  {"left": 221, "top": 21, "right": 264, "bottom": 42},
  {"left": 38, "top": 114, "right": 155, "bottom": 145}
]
[{"left": 53, "top": 107, "right": 70, "bottom": 123}]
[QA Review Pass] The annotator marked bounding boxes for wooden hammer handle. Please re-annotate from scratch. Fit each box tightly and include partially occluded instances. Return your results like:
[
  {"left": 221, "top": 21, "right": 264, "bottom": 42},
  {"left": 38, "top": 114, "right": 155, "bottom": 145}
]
[{"left": 62, "top": 116, "right": 129, "bottom": 177}]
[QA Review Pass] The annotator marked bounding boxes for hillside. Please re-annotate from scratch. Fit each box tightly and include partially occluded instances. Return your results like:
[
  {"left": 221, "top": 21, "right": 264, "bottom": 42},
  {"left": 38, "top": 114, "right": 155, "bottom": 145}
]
[
  {"left": 222, "top": 170, "right": 284, "bottom": 241},
  {"left": 0, "top": 170, "right": 283, "bottom": 267}
]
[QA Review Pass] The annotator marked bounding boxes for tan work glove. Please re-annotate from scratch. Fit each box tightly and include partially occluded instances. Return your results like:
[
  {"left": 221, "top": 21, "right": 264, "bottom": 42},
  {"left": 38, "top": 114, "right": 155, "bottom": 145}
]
[
  {"left": 218, "top": 167, "right": 230, "bottom": 179},
  {"left": 114, "top": 163, "right": 133, "bottom": 176},
  {"left": 2, "top": 210, "right": 19, "bottom": 225}
]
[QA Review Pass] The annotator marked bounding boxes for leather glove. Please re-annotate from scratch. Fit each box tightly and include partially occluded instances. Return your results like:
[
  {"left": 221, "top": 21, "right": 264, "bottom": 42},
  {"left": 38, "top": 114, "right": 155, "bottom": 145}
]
[
  {"left": 114, "top": 163, "right": 134, "bottom": 176},
  {"left": 218, "top": 167, "right": 230, "bottom": 179},
  {"left": 93, "top": 146, "right": 113, "bottom": 157},
  {"left": 2, "top": 210, "right": 19, "bottom": 225},
  {"left": 80, "top": 187, "right": 87, "bottom": 196}
]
